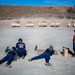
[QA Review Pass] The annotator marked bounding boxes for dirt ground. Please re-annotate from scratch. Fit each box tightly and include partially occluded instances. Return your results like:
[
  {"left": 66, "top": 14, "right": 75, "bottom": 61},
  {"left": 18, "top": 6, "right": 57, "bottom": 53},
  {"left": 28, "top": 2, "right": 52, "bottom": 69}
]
[{"left": 0, "top": 18, "right": 75, "bottom": 75}]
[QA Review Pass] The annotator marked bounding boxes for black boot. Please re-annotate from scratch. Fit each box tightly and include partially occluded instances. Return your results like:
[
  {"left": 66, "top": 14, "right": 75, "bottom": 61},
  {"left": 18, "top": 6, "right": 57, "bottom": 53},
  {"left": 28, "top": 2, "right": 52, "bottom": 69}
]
[
  {"left": 6, "top": 64, "right": 11, "bottom": 68},
  {"left": 22, "top": 56, "right": 25, "bottom": 59},
  {"left": 45, "top": 63, "right": 52, "bottom": 66},
  {"left": 28, "top": 58, "right": 33, "bottom": 61},
  {"left": 72, "top": 53, "right": 75, "bottom": 57}
]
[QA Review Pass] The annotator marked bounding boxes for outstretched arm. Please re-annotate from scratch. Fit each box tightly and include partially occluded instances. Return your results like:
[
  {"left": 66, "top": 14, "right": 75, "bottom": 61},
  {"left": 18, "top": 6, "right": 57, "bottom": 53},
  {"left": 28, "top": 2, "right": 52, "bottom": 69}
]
[{"left": 53, "top": 51, "right": 58, "bottom": 55}]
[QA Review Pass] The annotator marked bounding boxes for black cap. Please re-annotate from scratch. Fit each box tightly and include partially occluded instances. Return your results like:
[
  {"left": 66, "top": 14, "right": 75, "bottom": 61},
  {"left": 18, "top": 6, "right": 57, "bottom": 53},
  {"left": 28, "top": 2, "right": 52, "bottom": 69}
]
[{"left": 18, "top": 38, "right": 22, "bottom": 41}]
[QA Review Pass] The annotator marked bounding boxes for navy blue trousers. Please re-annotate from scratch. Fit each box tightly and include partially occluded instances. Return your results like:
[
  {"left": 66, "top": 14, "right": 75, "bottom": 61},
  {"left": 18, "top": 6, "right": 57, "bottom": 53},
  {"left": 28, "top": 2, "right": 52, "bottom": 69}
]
[
  {"left": 15, "top": 49, "right": 26, "bottom": 57},
  {"left": 33, "top": 52, "right": 50, "bottom": 63},
  {"left": 73, "top": 43, "right": 75, "bottom": 53},
  {"left": 0, "top": 54, "right": 13, "bottom": 65}
]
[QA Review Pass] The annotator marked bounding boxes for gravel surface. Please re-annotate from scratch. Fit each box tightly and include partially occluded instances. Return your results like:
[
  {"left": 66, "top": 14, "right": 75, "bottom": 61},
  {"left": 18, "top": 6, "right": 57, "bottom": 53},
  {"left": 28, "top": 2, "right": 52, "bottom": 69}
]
[{"left": 0, "top": 19, "right": 75, "bottom": 75}]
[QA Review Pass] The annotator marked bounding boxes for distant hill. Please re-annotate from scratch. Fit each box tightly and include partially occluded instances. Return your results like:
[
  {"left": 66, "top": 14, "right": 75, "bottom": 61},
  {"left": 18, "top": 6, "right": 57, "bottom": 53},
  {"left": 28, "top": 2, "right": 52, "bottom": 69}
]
[{"left": 0, "top": 5, "right": 75, "bottom": 20}]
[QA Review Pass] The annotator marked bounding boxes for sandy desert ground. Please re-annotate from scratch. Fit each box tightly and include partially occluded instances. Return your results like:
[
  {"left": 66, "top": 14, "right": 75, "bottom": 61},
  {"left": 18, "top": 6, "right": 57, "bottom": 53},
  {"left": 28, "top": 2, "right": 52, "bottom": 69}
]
[{"left": 0, "top": 18, "right": 75, "bottom": 75}]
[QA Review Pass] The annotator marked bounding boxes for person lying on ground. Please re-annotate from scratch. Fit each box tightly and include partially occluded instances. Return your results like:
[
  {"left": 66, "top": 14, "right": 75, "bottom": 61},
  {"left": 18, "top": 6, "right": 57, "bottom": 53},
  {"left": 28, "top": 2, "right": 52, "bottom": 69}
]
[
  {"left": 0, "top": 47, "right": 17, "bottom": 68},
  {"left": 28, "top": 45, "right": 58, "bottom": 66}
]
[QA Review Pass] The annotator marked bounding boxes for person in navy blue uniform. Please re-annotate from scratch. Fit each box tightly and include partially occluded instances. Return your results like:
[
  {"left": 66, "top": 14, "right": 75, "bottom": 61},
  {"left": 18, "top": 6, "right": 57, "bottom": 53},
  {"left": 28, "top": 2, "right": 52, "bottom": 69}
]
[
  {"left": 28, "top": 45, "right": 58, "bottom": 66},
  {"left": 0, "top": 47, "right": 16, "bottom": 68},
  {"left": 15, "top": 38, "right": 27, "bottom": 59}
]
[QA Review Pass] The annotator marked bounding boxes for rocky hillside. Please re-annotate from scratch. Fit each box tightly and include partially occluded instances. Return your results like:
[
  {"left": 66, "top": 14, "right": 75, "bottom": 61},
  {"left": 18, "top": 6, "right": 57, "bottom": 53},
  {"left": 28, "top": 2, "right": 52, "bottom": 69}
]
[{"left": 0, "top": 5, "right": 75, "bottom": 19}]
